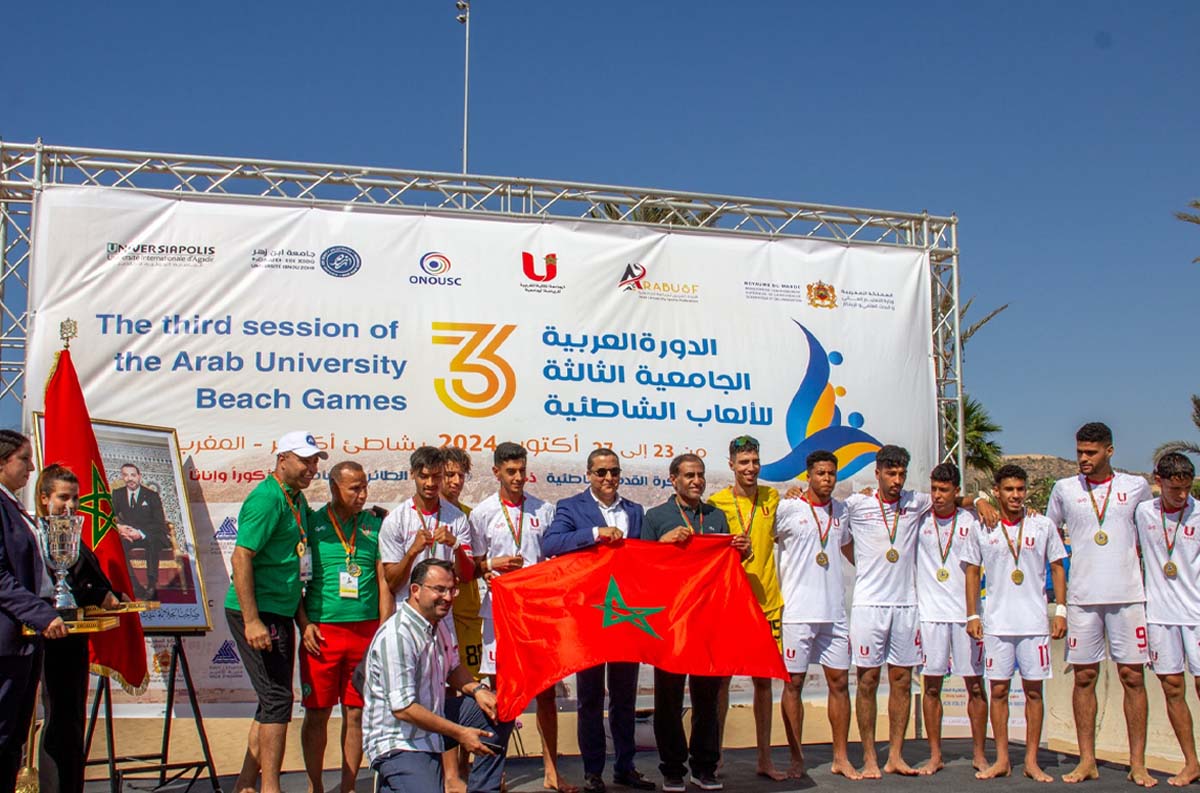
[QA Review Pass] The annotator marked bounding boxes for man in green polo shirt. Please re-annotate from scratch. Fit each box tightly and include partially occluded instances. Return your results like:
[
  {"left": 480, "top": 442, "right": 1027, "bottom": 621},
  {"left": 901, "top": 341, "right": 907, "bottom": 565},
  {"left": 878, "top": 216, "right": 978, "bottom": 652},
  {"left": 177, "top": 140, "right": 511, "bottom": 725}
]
[
  {"left": 225, "top": 430, "right": 327, "bottom": 793},
  {"left": 298, "top": 460, "right": 392, "bottom": 793}
]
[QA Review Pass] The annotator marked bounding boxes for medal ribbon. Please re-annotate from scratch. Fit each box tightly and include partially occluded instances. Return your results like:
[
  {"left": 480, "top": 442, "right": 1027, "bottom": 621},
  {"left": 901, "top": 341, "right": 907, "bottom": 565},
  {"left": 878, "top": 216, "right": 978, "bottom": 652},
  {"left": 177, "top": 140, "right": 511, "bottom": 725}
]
[
  {"left": 675, "top": 497, "right": 701, "bottom": 533},
  {"left": 1085, "top": 476, "right": 1114, "bottom": 527},
  {"left": 413, "top": 502, "right": 441, "bottom": 558},
  {"left": 999, "top": 512, "right": 1025, "bottom": 572},
  {"left": 1161, "top": 499, "right": 1187, "bottom": 563},
  {"left": 500, "top": 498, "right": 525, "bottom": 549},
  {"left": 733, "top": 488, "right": 760, "bottom": 539},
  {"left": 807, "top": 496, "right": 834, "bottom": 551},
  {"left": 876, "top": 493, "right": 901, "bottom": 549},
  {"left": 328, "top": 508, "right": 359, "bottom": 564},
  {"left": 935, "top": 510, "right": 959, "bottom": 567},
  {"left": 273, "top": 475, "right": 307, "bottom": 548}
]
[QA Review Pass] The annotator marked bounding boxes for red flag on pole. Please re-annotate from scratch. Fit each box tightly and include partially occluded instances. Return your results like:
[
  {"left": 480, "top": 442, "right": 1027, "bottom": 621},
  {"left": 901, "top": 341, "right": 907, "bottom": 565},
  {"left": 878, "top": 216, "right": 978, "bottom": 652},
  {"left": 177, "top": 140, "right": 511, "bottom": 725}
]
[
  {"left": 490, "top": 536, "right": 786, "bottom": 721},
  {"left": 43, "top": 348, "right": 148, "bottom": 694}
]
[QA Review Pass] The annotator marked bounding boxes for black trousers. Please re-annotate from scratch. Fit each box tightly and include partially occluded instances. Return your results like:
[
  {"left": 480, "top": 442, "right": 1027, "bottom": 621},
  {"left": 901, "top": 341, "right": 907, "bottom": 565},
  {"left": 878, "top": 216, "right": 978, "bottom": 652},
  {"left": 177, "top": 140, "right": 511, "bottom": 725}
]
[
  {"left": 39, "top": 634, "right": 90, "bottom": 793},
  {"left": 652, "top": 668, "right": 722, "bottom": 779},
  {"left": 576, "top": 661, "right": 639, "bottom": 777},
  {"left": 0, "top": 645, "right": 44, "bottom": 791}
]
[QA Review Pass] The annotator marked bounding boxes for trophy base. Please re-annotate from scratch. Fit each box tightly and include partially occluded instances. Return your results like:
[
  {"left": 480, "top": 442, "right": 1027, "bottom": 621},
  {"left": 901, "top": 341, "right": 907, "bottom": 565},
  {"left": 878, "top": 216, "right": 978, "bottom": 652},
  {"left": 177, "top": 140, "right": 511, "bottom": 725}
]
[{"left": 55, "top": 605, "right": 82, "bottom": 621}]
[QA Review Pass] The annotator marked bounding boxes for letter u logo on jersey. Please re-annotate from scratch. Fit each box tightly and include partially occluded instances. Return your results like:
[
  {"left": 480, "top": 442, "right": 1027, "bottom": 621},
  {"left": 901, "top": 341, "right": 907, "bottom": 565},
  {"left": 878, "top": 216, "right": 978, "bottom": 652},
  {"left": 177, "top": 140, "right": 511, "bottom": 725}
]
[
  {"left": 785, "top": 648, "right": 796, "bottom": 659},
  {"left": 986, "top": 658, "right": 993, "bottom": 669},
  {"left": 1117, "top": 492, "right": 1128, "bottom": 503},
  {"left": 1069, "top": 637, "right": 1077, "bottom": 648},
  {"left": 1025, "top": 536, "right": 1036, "bottom": 547},
  {"left": 530, "top": 518, "right": 540, "bottom": 528},
  {"left": 1186, "top": 526, "right": 1195, "bottom": 538},
  {"left": 959, "top": 526, "right": 969, "bottom": 537},
  {"left": 858, "top": 645, "right": 870, "bottom": 656}
]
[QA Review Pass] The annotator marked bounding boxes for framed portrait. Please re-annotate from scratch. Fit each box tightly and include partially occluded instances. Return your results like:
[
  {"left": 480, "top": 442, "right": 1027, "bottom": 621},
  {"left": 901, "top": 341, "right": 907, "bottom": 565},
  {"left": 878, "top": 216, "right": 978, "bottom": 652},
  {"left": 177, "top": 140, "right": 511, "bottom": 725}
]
[{"left": 33, "top": 413, "right": 213, "bottom": 634}]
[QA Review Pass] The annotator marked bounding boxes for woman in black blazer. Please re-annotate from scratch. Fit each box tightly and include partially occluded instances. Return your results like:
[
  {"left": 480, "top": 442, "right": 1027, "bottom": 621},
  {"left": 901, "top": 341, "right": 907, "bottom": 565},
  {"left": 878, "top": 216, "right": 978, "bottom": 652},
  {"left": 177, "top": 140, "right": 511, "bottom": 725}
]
[
  {"left": 0, "top": 430, "right": 67, "bottom": 790},
  {"left": 35, "top": 463, "right": 124, "bottom": 793}
]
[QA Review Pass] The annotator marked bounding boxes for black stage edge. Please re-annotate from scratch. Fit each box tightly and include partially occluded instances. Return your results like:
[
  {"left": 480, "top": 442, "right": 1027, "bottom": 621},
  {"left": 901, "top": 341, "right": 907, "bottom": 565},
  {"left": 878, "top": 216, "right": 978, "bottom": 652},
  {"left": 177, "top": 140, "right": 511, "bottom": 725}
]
[{"left": 84, "top": 634, "right": 220, "bottom": 792}]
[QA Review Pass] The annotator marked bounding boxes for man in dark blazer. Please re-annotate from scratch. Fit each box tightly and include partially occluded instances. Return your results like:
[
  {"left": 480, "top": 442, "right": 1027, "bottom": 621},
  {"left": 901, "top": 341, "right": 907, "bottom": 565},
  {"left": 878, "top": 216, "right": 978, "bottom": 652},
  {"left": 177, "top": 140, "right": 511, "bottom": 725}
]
[
  {"left": 541, "top": 449, "right": 653, "bottom": 792},
  {"left": 0, "top": 479, "right": 66, "bottom": 787},
  {"left": 111, "top": 463, "right": 170, "bottom": 600}
]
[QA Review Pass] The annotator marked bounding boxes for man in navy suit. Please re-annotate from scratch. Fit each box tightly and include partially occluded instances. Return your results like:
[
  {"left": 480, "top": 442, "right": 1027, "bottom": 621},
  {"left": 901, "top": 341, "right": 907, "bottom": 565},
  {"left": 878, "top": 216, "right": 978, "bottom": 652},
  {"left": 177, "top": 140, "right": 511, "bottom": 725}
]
[{"left": 541, "top": 448, "right": 654, "bottom": 792}]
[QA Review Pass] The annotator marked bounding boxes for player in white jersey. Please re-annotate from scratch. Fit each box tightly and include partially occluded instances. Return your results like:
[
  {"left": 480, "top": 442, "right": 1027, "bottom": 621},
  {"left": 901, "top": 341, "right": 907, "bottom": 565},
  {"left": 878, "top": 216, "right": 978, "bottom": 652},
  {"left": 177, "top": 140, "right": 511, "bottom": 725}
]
[
  {"left": 964, "top": 463, "right": 1067, "bottom": 782},
  {"left": 914, "top": 461, "right": 987, "bottom": 775},
  {"left": 1045, "top": 422, "right": 1155, "bottom": 786},
  {"left": 843, "top": 444, "right": 930, "bottom": 777},
  {"left": 1137, "top": 452, "right": 1200, "bottom": 786},
  {"left": 378, "top": 446, "right": 474, "bottom": 609},
  {"left": 776, "top": 450, "right": 860, "bottom": 781},
  {"left": 468, "top": 442, "right": 576, "bottom": 793}
]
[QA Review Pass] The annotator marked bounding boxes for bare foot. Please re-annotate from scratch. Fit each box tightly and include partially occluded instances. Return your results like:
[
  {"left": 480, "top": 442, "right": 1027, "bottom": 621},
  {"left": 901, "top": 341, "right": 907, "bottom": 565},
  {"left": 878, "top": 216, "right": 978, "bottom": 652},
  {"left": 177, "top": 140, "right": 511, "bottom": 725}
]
[
  {"left": 859, "top": 762, "right": 883, "bottom": 780},
  {"left": 884, "top": 757, "right": 920, "bottom": 776},
  {"left": 1169, "top": 763, "right": 1200, "bottom": 787},
  {"left": 1128, "top": 769, "right": 1159, "bottom": 788},
  {"left": 543, "top": 774, "right": 579, "bottom": 793},
  {"left": 1062, "top": 762, "right": 1100, "bottom": 783},
  {"left": 1025, "top": 763, "right": 1054, "bottom": 783},
  {"left": 756, "top": 763, "right": 788, "bottom": 781},
  {"left": 918, "top": 758, "right": 945, "bottom": 776},
  {"left": 787, "top": 759, "right": 808, "bottom": 780},
  {"left": 831, "top": 759, "right": 863, "bottom": 781},
  {"left": 976, "top": 761, "right": 1012, "bottom": 780},
  {"left": 975, "top": 752, "right": 990, "bottom": 772}
]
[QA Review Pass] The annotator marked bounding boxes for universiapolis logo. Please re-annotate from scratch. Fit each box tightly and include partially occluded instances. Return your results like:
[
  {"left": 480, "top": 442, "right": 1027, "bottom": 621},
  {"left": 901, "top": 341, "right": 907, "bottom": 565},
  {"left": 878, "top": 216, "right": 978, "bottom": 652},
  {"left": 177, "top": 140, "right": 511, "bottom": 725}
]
[
  {"left": 617, "top": 263, "right": 699, "bottom": 304},
  {"left": 520, "top": 251, "right": 565, "bottom": 295},
  {"left": 106, "top": 241, "right": 216, "bottom": 268},
  {"left": 412, "top": 251, "right": 462, "bottom": 287},
  {"left": 319, "top": 245, "right": 362, "bottom": 278}
]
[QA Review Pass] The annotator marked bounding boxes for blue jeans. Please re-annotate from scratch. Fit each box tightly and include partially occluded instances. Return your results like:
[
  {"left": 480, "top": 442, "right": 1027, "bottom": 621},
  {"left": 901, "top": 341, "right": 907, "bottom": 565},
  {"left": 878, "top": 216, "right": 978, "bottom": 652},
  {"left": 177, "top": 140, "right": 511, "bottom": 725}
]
[{"left": 373, "top": 696, "right": 513, "bottom": 793}]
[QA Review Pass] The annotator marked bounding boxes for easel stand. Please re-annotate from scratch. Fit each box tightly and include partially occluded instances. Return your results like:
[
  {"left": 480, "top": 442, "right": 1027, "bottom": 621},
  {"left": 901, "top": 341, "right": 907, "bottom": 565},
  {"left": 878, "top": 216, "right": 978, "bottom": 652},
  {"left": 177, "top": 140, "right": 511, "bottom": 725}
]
[{"left": 84, "top": 634, "right": 221, "bottom": 792}]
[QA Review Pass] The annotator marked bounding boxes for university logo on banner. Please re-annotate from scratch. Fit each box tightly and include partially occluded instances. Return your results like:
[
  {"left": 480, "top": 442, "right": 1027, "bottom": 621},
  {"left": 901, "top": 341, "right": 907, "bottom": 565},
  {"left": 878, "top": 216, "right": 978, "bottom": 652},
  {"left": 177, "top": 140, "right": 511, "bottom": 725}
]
[{"left": 521, "top": 252, "right": 565, "bottom": 295}]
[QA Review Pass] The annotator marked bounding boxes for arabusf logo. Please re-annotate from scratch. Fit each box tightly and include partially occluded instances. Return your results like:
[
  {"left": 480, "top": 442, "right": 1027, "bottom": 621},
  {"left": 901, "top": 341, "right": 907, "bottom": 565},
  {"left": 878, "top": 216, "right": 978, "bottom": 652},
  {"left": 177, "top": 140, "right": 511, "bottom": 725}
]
[
  {"left": 319, "top": 245, "right": 362, "bottom": 278},
  {"left": 215, "top": 516, "right": 238, "bottom": 539},
  {"left": 212, "top": 640, "right": 241, "bottom": 665}
]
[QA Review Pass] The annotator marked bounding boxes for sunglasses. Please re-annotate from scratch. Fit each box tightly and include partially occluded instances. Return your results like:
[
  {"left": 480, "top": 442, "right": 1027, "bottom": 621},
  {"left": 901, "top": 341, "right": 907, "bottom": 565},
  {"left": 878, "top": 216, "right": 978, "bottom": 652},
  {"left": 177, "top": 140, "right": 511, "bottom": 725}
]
[
  {"left": 731, "top": 435, "right": 759, "bottom": 449},
  {"left": 590, "top": 467, "right": 622, "bottom": 479}
]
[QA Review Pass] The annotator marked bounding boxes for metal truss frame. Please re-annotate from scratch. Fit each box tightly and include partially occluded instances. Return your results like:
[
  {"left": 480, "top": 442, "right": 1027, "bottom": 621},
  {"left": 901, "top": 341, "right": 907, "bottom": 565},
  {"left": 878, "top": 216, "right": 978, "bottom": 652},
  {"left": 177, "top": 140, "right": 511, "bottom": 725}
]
[{"left": 0, "top": 139, "right": 964, "bottom": 469}]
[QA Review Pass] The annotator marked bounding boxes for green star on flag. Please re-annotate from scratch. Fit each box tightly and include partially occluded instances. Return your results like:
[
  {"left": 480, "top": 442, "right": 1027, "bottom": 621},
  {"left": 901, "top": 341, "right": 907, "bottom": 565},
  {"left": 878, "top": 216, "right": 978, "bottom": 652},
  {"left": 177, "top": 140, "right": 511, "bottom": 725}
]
[
  {"left": 591, "top": 575, "right": 664, "bottom": 639},
  {"left": 77, "top": 462, "right": 116, "bottom": 546}
]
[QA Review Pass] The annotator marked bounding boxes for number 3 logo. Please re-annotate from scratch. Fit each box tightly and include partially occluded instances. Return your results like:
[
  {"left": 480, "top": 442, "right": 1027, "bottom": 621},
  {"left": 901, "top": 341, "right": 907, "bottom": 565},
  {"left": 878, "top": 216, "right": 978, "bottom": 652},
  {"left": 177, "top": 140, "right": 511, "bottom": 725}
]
[{"left": 432, "top": 322, "right": 517, "bottom": 417}]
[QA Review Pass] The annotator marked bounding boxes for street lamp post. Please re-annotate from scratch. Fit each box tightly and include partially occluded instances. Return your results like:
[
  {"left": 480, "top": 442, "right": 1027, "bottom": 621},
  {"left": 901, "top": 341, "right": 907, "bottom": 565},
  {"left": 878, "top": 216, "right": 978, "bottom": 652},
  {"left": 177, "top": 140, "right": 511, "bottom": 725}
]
[{"left": 456, "top": 1, "right": 470, "bottom": 175}]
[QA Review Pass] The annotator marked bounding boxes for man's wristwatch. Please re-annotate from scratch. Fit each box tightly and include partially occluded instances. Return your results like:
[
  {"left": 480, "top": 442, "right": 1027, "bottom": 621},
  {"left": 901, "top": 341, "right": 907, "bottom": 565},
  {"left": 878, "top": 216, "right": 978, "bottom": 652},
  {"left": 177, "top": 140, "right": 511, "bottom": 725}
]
[{"left": 468, "top": 681, "right": 491, "bottom": 698}]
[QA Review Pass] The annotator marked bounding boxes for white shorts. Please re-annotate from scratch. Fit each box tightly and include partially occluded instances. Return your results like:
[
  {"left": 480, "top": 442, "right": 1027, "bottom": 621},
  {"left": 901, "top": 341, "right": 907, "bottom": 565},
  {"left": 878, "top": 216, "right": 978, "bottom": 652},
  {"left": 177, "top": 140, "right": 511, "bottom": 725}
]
[
  {"left": 1148, "top": 623, "right": 1200, "bottom": 676},
  {"left": 782, "top": 620, "right": 850, "bottom": 672},
  {"left": 984, "top": 634, "right": 1052, "bottom": 681},
  {"left": 921, "top": 621, "right": 984, "bottom": 678},
  {"left": 1066, "top": 603, "right": 1149, "bottom": 665},
  {"left": 479, "top": 618, "right": 497, "bottom": 676},
  {"left": 850, "top": 605, "right": 922, "bottom": 668}
]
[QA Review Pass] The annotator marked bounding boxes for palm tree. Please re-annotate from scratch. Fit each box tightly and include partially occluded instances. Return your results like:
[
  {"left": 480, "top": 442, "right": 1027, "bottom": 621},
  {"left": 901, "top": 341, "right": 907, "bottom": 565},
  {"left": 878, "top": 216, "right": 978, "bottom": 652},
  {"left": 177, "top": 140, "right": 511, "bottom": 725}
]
[
  {"left": 945, "top": 396, "right": 1004, "bottom": 488},
  {"left": 1178, "top": 199, "right": 1200, "bottom": 263},
  {"left": 1154, "top": 394, "right": 1200, "bottom": 461}
]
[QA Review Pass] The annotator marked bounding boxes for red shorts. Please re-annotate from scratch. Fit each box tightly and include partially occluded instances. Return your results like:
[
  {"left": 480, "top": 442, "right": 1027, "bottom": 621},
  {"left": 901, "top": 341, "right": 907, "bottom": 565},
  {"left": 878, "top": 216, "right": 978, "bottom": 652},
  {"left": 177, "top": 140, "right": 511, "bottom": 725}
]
[{"left": 299, "top": 619, "right": 378, "bottom": 709}]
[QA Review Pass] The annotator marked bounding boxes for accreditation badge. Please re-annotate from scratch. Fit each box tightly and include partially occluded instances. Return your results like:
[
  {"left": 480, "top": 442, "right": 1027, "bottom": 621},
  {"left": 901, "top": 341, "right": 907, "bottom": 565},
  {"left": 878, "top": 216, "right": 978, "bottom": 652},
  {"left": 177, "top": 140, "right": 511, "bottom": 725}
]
[
  {"left": 299, "top": 548, "right": 314, "bottom": 582},
  {"left": 339, "top": 569, "right": 360, "bottom": 599}
]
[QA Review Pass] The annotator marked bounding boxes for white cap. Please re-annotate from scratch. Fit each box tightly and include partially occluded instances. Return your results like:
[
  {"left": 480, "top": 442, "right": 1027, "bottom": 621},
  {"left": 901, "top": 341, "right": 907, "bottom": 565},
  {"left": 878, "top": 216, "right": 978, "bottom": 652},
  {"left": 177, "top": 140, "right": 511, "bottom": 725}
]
[{"left": 276, "top": 430, "right": 329, "bottom": 460}]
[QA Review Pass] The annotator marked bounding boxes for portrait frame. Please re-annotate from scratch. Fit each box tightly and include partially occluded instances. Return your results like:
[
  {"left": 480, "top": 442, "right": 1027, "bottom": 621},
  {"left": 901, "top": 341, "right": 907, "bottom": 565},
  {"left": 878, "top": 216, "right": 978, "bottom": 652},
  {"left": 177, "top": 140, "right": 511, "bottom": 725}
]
[{"left": 33, "top": 412, "right": 213, "bottom": 634}]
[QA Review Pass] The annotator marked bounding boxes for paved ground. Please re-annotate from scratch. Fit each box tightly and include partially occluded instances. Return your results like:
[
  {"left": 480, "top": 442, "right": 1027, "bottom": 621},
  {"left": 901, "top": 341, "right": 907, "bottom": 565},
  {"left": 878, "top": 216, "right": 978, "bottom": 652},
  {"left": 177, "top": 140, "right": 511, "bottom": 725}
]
[{"left": 90, "top": 739, "right": 1164, "bottom": 792}]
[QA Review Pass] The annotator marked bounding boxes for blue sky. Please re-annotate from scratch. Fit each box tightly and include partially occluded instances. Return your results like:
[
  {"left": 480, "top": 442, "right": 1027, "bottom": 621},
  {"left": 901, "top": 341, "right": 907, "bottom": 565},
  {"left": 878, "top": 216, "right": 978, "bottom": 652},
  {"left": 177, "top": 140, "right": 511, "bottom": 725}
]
[{"left": 3, "top": 1, "right": 1197, "bottom": 470}]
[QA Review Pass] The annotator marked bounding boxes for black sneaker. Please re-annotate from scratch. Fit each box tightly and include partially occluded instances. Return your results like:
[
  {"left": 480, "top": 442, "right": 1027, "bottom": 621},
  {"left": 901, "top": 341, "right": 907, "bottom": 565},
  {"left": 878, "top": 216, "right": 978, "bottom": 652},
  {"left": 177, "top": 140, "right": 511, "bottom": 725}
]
[
  {"left": 614, "top": 769, "right": 656, "bottom": 790},
  {"left": 662, "top": 777, "right": 686, "bottom": 793},
  {"left": 690, "top": 773, "right": 723, "bottom": 791}
]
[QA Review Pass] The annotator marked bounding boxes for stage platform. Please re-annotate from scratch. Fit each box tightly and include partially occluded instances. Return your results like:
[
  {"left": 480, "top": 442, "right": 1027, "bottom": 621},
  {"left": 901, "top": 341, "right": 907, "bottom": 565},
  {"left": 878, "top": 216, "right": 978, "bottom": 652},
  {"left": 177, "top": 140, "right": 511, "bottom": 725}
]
[{"left": 85, "top": 739, "right": 1161, "bottom": 791}]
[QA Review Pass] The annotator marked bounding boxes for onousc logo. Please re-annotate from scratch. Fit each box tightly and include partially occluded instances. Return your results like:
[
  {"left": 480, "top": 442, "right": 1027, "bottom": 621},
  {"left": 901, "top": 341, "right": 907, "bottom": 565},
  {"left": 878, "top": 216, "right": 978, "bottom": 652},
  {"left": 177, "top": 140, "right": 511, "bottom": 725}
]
[
  {"left": 319, "top": 245, "right": 362, "bottom": 278},
  {"left": 413, "top": 252, "right": 462, "bottom": 286}
]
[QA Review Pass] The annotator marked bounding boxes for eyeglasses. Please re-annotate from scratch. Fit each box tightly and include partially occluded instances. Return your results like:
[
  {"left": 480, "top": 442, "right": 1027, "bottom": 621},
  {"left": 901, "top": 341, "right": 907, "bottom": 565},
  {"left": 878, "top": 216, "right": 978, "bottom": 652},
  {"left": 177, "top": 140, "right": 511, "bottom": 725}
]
[
  {"left": 421, "top": 584, "right": 459, "bottom": 597},
  {"left": 731, "top": 435, "right": 759, "bottom": 450},
  {"left": 590, "top": 467, "right": 622, "bottom": 479}
]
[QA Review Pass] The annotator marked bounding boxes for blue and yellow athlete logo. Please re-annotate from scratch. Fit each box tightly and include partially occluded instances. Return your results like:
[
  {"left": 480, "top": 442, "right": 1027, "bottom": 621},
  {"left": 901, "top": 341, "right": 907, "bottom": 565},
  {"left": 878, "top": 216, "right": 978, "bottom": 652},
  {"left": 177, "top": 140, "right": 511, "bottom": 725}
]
[{"left": 760, "top": 321, "right": 882, "bottom": 482}]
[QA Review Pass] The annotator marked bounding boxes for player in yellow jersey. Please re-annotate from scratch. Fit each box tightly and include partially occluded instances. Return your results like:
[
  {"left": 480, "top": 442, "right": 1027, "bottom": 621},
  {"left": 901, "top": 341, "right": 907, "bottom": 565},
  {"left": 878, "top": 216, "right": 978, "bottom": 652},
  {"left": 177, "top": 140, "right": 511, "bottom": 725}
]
[
  {"left": 441, "top": 446, "right": 483, "bottom": 793},
  {"left": 708, "top": 435, "right": 787, "bottom": 781}
]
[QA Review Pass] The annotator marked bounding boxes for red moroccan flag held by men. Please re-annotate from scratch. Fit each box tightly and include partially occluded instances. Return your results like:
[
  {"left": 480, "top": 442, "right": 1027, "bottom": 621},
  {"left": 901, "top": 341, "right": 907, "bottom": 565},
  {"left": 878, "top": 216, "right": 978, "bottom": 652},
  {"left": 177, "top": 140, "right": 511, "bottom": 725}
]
[
  {"left": 490, "top": 536, "right": 786, "bottom": 720},
  {"left": 44, "top": 349, "right": 149, "bottom": 694}
]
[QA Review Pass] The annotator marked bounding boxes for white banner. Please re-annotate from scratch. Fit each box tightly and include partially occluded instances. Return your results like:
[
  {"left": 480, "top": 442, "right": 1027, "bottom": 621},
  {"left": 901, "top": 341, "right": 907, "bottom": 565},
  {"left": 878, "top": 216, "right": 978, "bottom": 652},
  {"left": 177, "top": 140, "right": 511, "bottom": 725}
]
[{"left": 25, "top": 186, "right": 936, "bottom": 704}]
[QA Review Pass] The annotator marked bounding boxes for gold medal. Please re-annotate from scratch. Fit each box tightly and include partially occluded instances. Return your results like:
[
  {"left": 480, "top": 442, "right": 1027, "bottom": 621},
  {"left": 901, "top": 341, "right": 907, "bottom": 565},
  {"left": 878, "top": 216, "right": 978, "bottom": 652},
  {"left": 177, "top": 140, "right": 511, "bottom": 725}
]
[
  {"left": 1094, "top": 530, "right": 1108, "bottom": 546},
  {"left": 936, "top": 567, "right": 950, "bottom": 582},
  {"left": 296, "top": 541, "right": 307, "bottom": 557},
  {"left": 886, "top": 548, "right": 900, "bottom": 563},
  {"left": 1165, "top": 561, "right": 1179, "bottom": 578},
  {"left": 1011, "top": 569, "right": 1024, "bottom": 585},
  {"left": 347, "top": 560, "right": 363, "bottom": 578},
  {"left": 816, "top": 551, "right": 829, "bottom": 567}
]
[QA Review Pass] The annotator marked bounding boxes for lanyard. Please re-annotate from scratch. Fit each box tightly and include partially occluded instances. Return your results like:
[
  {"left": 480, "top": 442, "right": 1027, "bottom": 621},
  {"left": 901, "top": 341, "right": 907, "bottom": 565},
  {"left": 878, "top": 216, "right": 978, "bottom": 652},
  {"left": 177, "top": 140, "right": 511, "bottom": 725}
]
[
  {"left": 273, "top": 475, "right": 306, "bottom": 547},
  {"left": 675, "top": 497, "right": 702, "bottom": 533},
  {"left": 876, "top": 493, "right": 901, "bottom": 548},
  {"left": 1085, "top": 476, "right": 1114, "bottom": 527},
  {"left": 1161, "top": 499, "right": 1188, "bottom": 562},
  {"left": 1000, "top": 512, "right": 1026, "bottom": 570},
  {"left": 413, "top": 502, "right": 441, "bottom": 557},
  {"left": 328, "top": 508, "right": 359, "bottom": 561},
  {"left": 500, "top": 498, "right": 524, "bottom": 548},
  {"left": 934, "top": 510, "right": 959, "bottom": 567},
  {"left": 806, "top": 496, "right": 834, "bottom": 551},
  {"left": 733, "top": 488, "right": 760, "bottom": 538}
]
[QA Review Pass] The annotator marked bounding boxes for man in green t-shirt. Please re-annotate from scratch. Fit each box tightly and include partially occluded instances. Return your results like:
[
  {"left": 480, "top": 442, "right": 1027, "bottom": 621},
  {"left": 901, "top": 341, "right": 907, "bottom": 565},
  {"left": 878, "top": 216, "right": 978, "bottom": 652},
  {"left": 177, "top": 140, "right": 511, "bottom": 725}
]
[
  {"left": 297, "top": 460, "right": 392, "bottom": 793},
  {"left": 225, "top": 430, "right": 326, "bottom": 793}
]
